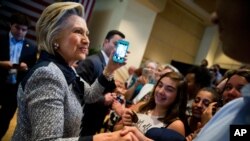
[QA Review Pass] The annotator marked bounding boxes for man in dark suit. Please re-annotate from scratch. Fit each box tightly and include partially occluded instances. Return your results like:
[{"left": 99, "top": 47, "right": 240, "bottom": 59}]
[
  {"left": 0, "top": 13, "right": 38, "bottom": 139},
  {"left": 76, "top": 30, "right": 125, "bottom": 135}
]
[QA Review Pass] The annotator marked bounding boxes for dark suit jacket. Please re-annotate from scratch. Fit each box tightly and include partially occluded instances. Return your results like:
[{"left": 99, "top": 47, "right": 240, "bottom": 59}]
[
  {"left": 0, "top": 32, "right": 38, "bottom": 85},
  {"left": 76, "top": 51, "right": 116, "bottom": 135},
  {"left": 76, "top": 51, "right": 106, "bottom": 85}
]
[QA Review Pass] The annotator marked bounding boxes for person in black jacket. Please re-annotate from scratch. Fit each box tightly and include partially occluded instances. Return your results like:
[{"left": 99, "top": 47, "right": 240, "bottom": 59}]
[
  {"left": 0, "top": 13, "right": 38, "bottom": 139},
  {"left": 76, "top": 30, "right": 126, "bottom": 135}
]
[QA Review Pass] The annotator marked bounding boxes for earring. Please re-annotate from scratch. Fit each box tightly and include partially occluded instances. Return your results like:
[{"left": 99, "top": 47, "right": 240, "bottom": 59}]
[{"left": 53, "top": 42, "right": 59, "bottom": 50}]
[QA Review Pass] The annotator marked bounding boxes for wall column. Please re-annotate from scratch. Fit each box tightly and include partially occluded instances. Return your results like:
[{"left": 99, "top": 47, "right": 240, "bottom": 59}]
[
  {"left": 195, "top": 26, "right": 219, "bottom": 67},
  {"left": 88, "top": 0, "right": 159, "bottom": 82}
]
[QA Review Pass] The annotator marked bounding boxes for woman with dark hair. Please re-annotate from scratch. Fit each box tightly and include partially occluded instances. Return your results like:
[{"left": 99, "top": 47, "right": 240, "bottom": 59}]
[
  {"left": 186, "top": 87, "right": 220, "bottom": 135},
  {"left": 221, "top": 69, "right": 250, "bottom": 105},
  {"left": 115, "top": 71, "right": 188, "bottom": 137}
]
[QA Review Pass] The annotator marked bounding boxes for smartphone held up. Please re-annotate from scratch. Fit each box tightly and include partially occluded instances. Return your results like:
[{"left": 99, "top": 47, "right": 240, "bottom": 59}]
[{"left": 112, "top": 39, "right": 129, "bottom": 63}]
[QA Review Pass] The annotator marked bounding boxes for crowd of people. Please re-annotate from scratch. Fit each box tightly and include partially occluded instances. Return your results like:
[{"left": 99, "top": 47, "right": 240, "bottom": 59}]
[{"left": 0, "top": 0, "right": 249, "bottom": 141}]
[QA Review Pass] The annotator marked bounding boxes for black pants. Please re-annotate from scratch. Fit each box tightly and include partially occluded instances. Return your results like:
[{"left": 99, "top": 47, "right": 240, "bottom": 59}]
[
  {"left": 80, "top": 103, "right": 109, "bottom": 136},
  {"left": 0, "top": 83, "right": 18, "bottom": 139}
]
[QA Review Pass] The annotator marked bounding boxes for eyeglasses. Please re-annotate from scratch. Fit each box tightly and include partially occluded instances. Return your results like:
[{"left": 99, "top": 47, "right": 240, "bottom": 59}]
[{"left": 194, "top": 97, "right": 211, "bottom": 107}]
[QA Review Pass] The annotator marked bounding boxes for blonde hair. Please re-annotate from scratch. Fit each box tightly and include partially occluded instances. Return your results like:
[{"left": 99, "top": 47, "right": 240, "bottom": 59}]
[{"left": 36, "top": 2, "right": 84, "bottom": 55}]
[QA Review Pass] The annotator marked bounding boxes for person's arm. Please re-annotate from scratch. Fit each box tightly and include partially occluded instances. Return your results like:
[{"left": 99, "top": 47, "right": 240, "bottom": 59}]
[
  {"left": 200, "top": 102, "right": 217, "bottom": 126},
  {"left": 82, "top": 72, "right": 115, "bottom": 104},
  {"left": 119, "top": 126, "right": 153, "bottom": 141},
  {"left": 186, "top": 126, "right": 201, "bottom": 141},
  {"left": 84, "top": 127, "right": 152, "bottom": 141},
  {"left": 0, "top": 60, "right": 13, "bottom": 69},
  {"left": 113, "top": 103, "right": 143, "bottom": 131},
  {"left": 25, "top": 67, "right": 81, "bottom": 140},
  {"left": 103, "top": 92, "right": 115, "bottom": 106},
  {"left": 18, "top": 62, "right": 28, "bottom": 71},
  {"left": 83, "top": 50, "right": 126, "bottom": 103},
  {"left": 113, "top": 108, "right": 133, "bottom": 131},
  {"left": 167, "top": 119, "right": 186, "bottom": 137}
]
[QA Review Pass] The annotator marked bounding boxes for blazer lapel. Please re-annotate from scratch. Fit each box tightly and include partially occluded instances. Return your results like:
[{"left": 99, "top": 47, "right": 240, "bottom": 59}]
[
  {"left": 97, "top": 52, "right": 106, "bottom": 69},
  {"left": 20, "top": 40, "right": 30, "bottom": 57}
]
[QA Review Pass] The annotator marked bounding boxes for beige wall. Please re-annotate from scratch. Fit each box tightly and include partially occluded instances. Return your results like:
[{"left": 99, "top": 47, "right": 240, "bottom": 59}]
[
  {"left": 143, "top": 0, "right": 243, "bottom": 70},
  {"left": 87, "top": 0, "right": 129, "bottom": 50},
  {"left": 143, "top": 0, "right": 205, "bottom": 66},
  {"left": 88, "top": 0, "right": 243, "bottom": 82},
  {"left": 88, "top": 0, "right": 157, "bottom": 82}
]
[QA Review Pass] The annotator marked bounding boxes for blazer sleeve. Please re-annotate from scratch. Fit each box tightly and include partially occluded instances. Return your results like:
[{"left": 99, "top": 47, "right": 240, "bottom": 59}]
[{"left": 24, "top": 66, "right": 81, "bottom": 141}]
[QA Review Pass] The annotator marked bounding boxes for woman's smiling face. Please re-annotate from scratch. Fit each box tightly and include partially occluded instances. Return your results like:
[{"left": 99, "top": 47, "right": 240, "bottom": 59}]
[
  {"left": 222, "top": 74, "right": 248, "bottom": 104},
  {"left": 154, "top": 77, "right": 178, "bottom": 108},
  {"left": 56, "top": 15, "right": 90, "bottom": 66}
]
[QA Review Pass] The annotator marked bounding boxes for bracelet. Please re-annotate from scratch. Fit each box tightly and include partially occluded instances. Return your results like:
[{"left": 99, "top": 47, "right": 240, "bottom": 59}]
[{"left": 103, "top": 67, "right": 114, "bottom": 81}]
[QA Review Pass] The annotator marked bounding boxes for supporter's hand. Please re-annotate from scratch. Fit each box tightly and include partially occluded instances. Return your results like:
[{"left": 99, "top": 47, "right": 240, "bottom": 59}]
[
  {"left": 19, "top": 62, "right": 28, "bottom": 71},
  {"left": 186, "top": 133, "right": 195, "bottom": 141},
  {"left": 115, "top": 80, "right": 127, "bottom": 95},
  {"left": 135, "top": 76, "right": 147, "bottom": 86},
  {"left": 104, "top": 93, "right": 115, "bottom": 106},
  {"left": 93, "top": 130, "right": 139, "bottom": 141},
  {"left": 201, "top": 102, "right": 217, "bottom": 126},
  {"left": 120, "top": 126, "right": 153, "bottom": 141},
  {"left": 121, "top": 108, "right": 134, "bottom": 126},
  {"left": 186, "top": 127, "right": 200, "bottom": 141},
  {"left": 112, "top": 100, "right": 125, "bottom": 116}
]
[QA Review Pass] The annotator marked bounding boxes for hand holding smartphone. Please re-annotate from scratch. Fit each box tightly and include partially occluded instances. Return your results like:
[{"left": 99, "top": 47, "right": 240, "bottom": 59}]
[{"left": 112, "top": 39, "right": 129, "bottom": 63}]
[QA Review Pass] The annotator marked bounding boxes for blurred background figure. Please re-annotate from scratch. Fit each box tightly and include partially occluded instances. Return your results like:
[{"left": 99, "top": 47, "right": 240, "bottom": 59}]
[
  {"left": 185, "top": 66, "right": 212, "bottom": 117},
  {"left": 125, "top": 65, "right": 137, "bottom": 89},
  {"left": 193, "top": 0, "right": 250, "bottom": 140},
  {"left": 200, "top": 59, "right": 208, "bottom": 68},
  {"left": 209, "top": 64, "right": 223, "bottom": 86},
  {"left": 124, "top": 60, "right": 158, "bottom": 106},
  {"left": 0, "top": 13, "right": 37, "bottom": 140}
]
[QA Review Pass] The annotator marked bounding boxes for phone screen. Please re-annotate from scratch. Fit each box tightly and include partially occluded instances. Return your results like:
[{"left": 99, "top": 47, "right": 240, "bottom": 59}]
[{"left": 113, "top": 40, "right": 129, "bottom": 63}]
